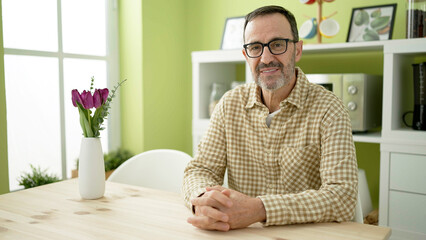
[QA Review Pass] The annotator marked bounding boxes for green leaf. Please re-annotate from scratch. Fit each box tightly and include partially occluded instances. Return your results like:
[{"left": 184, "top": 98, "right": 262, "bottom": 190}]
[
  {"left": 91, "top": 107, "right": 105, "bottom": 137},
  {"left": 18, "top": 164, "right": 60, "bottom": 189},
  {"left": 104, "top": 148, "right": 134, "bottom": 171},
  {"left": 76, "top": 102, "right": 88, "bottom": 137},
  {"left": 370, "top": 16, "right": 390, "bottom": 30},
  {"left": 79, "top": 109, "right": 87, "bottom": 137},
  {"left": 354, "top": 10, "right": 369, "bottom": 26},
  {"left": 77, "top": 104, "right": 94, "bottom": 137},
  {"left": 84, "top": 116, "right": 94, "bottom": 137},
  {"left": 363, "top": 28, "right": 380, "bottom": 41},
  {"left": 90, "top": 76, "right": 95, "bottom": 91},
  {"left": 371, "top": 9, "right": 381, "bottom": 18}
]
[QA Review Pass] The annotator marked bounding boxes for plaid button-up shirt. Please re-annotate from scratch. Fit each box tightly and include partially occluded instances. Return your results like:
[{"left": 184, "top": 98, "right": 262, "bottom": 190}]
[{"left": 183, "top": 67, "right": 358, "bottom": 226}]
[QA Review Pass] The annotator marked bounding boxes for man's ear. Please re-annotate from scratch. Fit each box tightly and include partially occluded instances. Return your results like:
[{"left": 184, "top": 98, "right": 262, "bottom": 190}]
[
  {"left": 295, "top": 40, "right": 303, "bottom": 62},
  {"left": 242, "top": 49, "right": 249, "bottom": 61}
]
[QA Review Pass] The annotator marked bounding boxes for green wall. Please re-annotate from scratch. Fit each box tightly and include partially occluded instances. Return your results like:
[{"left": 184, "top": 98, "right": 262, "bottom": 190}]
[
  {"left": 141, "top": 0, "right": 190, "bottom": 152},
  {"left": 355, "top": 142, "right": 381, "bottom": 209},
  {"left": 185, "top": 0, "right": 405, "bottom": 50},
  {"left": 0, "top": 1, "right": 9, "bottom": 194},
  {"left": 119, "top": 0, "right": 144, "bottom": 155},
  {"left": 120, "top": 0, "right": 190, "bottom": 156}
]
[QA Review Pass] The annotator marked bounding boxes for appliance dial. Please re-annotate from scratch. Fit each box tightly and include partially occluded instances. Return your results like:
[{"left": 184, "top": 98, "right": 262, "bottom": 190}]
[
  {"left": 347, "top": 101, "right": 357, "bottom": 111},
  {"left": 348, "top": 85, "right": 358, "bottom": 95}
]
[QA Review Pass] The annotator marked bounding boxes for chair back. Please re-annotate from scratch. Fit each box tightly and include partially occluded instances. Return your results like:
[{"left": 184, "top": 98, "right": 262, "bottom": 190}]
[
  {"left": 353, "top": 191, "right": 364, "bottom": 223},
  {"left": 352, "top": 169, "right": 373, "bottom": 223},
  {"left": 107, "top": 149, "right": 192, "bottom": 193}
]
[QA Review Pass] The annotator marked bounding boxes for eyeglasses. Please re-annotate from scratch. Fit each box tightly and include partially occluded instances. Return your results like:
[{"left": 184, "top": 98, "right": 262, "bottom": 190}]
[{"left": 243, "top": 38, "right": 298, "bottom": 58}]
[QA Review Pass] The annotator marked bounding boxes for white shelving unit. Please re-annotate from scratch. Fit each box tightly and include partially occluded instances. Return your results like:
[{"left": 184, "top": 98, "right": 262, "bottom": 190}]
[
  {"left": 192, "top": 38, "right": 426, "bottom": 239},
  {"left": 379, "top": 39, "right": 426, "bottom": 240}
]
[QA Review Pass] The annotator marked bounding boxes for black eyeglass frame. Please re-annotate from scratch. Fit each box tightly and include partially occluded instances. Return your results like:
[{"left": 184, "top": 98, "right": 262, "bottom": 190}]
[{"left": 243, "top": 38, "right": 298, "bottom": 58}]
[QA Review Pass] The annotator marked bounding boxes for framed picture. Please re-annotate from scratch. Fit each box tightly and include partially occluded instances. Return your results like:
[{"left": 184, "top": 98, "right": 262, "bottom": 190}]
[
  {"left": 347, "top": 4, "right": 397, "bottom": 42},
  {"left": 220, "top": 17, "right": 245, "bottom": 50}
]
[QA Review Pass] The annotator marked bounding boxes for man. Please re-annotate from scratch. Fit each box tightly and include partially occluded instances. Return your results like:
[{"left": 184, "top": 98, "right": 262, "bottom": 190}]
[{"left": 183, "top": 5, "right": 358, "bottom": 231}]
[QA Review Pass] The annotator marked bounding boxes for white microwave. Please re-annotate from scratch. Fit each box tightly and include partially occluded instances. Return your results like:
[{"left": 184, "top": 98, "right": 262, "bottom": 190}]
[{"left": 306, "top": 74, "right": 382, "bottom": 132}]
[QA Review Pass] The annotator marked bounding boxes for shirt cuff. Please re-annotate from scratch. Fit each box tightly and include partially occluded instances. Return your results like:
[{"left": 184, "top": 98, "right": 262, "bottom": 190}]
[{"left": 257, "top": 195, "right": 287, "bottom": 226}]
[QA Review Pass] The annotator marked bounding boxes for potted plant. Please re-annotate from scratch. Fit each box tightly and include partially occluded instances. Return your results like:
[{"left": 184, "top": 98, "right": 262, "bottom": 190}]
[
  {"left": 103, "top": 148, "right": 134, "bottom": 178},
  {"left": 18, "top": 164, "right": 61, "bottom": 189}
]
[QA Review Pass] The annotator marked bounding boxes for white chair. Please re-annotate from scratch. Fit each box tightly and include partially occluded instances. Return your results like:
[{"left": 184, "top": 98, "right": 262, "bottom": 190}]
[
  {"left": 353, "top": 192, "right": 364, "bottom": 223},
  {"left": 353, "top": 169, "right": 373, "bottom": 223},
  {"left": 107, "top": 149, "right": 192, "bottom": 193}
]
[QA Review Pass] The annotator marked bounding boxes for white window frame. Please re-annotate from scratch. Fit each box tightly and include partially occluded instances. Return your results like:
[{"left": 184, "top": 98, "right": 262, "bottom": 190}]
[{"left": 2, "top": 0, "right": 120, "bottom": 180}]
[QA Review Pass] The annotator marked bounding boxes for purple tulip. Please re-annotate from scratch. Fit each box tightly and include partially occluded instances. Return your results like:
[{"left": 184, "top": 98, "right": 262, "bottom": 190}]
[
  {"left": 93, "top": 89, "right": 102, "bottom": 108},
  {"left": 71, "top": 89, "right": 82, "bottom": 107},
  {"left": 100, "top": 88, "right": 109, "bottom": 104},
  {"left": 81, "top": 90, "right": 94, "bottom": 109},
  {"left": 93, "top": 88, "right": 109, "bottom": 108}
]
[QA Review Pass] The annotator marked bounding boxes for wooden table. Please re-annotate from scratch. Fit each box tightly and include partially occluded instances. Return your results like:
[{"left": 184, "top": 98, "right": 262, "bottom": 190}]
[{"left": 0, "top": 179, "right": 391, "bottom": 240}]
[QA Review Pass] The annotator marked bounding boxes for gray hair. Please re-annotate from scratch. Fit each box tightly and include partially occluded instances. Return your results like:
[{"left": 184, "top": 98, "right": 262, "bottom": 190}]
[{"left": 244, "top": 5, "right": 299, "bottom": 42}]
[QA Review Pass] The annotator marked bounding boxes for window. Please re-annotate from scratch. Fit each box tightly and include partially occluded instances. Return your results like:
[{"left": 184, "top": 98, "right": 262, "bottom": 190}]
[{"left": 2, "top": 0, "right": 120, "bottom": 191}]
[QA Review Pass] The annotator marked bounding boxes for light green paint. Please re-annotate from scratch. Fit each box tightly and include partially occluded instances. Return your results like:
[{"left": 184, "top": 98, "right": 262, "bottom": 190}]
[
  {"left": 141, "top": 0, "right": 190, "bottom": 152},
  {"left": 355, "top": 142, "right": 381, "bottom": 209},
  {"left": 0, "top": 1, "right": 9, "bottom": 194},
  {"left": 120, "top": 0, "right": 190, "bottom": 155},
  {"left": 119, "top": 0, "right": 409, "bottom": 207},
  {"left": 186, "top": 0, "right": 406, "bottom": 50},
  {"left": 119, "top": 0, "right": 144, "bottom": 155}
]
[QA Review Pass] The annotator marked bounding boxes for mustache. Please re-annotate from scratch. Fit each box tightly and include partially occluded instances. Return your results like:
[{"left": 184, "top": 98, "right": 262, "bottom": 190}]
[{"left": 256, "top": 62, "right": 283, "bottom": 72}]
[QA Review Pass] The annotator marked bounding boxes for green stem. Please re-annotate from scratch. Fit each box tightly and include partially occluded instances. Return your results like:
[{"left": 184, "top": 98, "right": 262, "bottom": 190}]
[{"left": 87, "top": 109, "right": 92, "bottom": 135}]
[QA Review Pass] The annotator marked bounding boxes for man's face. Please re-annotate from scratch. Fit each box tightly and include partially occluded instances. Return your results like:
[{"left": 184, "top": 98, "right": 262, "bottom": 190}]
[{"left": 243, "top": 13, "right": 302, "bottom": 91}]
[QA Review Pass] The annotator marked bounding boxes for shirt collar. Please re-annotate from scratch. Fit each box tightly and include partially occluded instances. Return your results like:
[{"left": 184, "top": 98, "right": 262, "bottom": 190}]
[
  {"left": 245, "top": 66, "right": 309, "bottom": 110},
  {"left": 245, "top": 83, "right": 261, "bottom": 109}
]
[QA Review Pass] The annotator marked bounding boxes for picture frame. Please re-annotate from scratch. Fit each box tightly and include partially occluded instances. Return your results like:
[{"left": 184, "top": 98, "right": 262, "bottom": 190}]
[
  {"left": 347, "top": 4, "right": 397, "bottom": 42},
  {"left": 220, "top": 17, "right": 245, "bottom": 50}
]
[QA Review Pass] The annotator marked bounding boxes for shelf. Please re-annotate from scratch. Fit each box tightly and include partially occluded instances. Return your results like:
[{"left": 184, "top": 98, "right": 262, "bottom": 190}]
[
  {"left": 302, "top": 38, "right": 424, "bottom": 54},
  {"left": 303, "top": 40, "right": 384, "bottom": 53},
  {"left": 383, "top": 128, "right": 426, "bottom": 146},
  {"left": 353, "top": 132, "right": 382, "bottom": 143},
  {"left": 192, "top": 39, "right": 426, "bottom": 59},
  {"left": 383, "top": 38, "right": 426, "bottom": 54},
  {"left": 192, "top": 50, "right": 244, "bottom": 63},
  {"left": 191, "top": 40, "right": 387, "bottom": 62}
]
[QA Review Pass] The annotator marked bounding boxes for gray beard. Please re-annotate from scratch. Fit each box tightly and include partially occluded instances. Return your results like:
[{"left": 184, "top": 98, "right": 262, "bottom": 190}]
[{"left": 254, "top": 53, "right": 295, "bottom": 91}]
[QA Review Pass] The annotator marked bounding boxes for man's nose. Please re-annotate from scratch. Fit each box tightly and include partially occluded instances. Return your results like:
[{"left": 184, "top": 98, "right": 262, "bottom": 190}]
[{"left": 260, "top": 46, "right": 274, "bottom": 64}]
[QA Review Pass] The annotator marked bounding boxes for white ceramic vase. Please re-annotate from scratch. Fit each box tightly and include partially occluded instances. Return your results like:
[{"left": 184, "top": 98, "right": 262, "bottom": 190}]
[{"left": 78, "top": 137, "right": 105, "bottom": 199}]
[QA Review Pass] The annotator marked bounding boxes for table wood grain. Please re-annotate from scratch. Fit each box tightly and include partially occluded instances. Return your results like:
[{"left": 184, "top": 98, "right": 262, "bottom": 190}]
[{"left": 0, "top": 179, "right": 391, "bottom": 240}]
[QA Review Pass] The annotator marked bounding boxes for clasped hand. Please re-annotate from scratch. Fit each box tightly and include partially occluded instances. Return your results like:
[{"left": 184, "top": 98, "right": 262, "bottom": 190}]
[{"left": 187, "top": 186, "right": 266, "bottom": 231}]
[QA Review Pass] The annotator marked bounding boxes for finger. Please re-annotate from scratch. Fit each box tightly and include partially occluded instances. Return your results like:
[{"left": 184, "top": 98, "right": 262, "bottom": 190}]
[
  {"left": 187, "top": 216, "right": 230, "bottom": 232},
  {"left": 206, "top": 186, "right": 226, "bottom": 192},
  {"left": 194, "top": 190, "right": 233, "bottom": 208},
  {"left": 209, "top": 189, "right": 233, "bottom": 207},
  {"left": 198, "top": 206, "right": 229, "bottom": 222},
  {"left": 221, "top": 189, "right": 232, "bottom": 197},
  {"left": 191, "top": 195, "right": 231, "bottom": 210}
]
